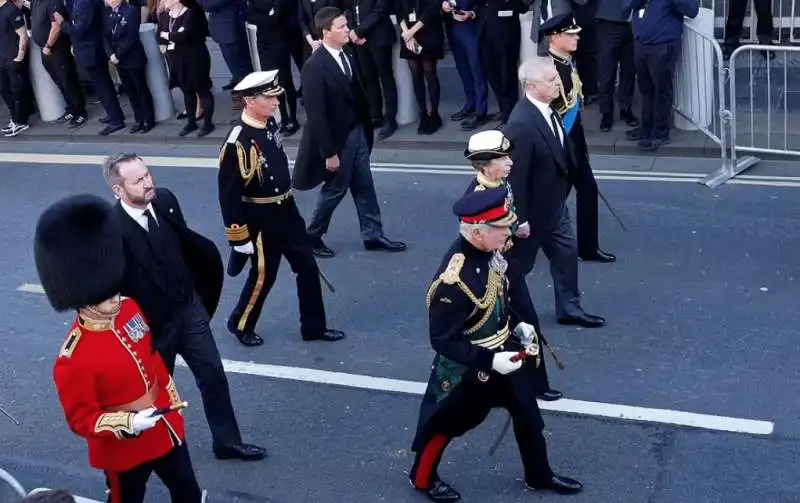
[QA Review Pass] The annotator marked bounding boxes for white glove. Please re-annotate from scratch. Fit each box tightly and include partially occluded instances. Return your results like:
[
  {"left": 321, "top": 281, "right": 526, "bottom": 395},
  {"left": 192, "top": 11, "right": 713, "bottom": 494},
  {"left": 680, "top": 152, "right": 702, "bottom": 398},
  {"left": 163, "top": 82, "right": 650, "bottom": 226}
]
[
  {"left": 132, "top": 407, "right": 160, "bottom": 434},
  {"left": 234, "top": 242, "right": 254, "bottom": 255},
  {"left": 492, "top": 351, "right": 523, "bottom": 375}
]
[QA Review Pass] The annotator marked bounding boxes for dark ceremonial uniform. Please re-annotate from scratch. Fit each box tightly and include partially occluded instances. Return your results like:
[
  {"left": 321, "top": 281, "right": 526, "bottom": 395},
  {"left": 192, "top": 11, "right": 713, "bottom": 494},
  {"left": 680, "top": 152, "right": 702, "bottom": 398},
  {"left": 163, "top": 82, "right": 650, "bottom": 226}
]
[
  {"left": 462, "top": 129, "right": 560, "bottom": 401},
  {"left": 35, "top": 194, "right": 202, "bottom": 503},
  {"left": 543, "top": 13, "right": 615, "bottom": 263},
  {"left": 408, "top": 188, "right": 582, "bottom": 502},
  {"left": 218, "top": 71, "right": 345, "bottom": 347}
]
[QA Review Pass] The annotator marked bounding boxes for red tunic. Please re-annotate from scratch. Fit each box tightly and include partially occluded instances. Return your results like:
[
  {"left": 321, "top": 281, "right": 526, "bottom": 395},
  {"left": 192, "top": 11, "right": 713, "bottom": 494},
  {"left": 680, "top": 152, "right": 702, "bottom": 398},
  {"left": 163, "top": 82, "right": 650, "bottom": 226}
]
[{"left": 52, "top": 297, "right": 186, "bottom": 472}]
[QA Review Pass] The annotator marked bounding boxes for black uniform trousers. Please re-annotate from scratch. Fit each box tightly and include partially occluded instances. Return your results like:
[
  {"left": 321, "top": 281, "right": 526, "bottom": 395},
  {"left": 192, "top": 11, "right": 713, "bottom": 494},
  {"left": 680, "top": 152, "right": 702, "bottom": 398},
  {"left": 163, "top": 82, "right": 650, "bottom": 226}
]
[
  {"left": 117, "top": 65, "right": 154, "bottom": 126},
  {"left": 410, "top": 363, "right": 554, "bottom": 489},
  {"left": 480, "top": 24, "right": 520, "bottom": 122},
  {"left": 0, "top": 58, "right": 32, "bottom": 125},
  {"left": 574, "top": 19, "right": 597, "bottom": 97},
  {"left": 568, "top": 121, "right": 601, "bottom": 256},
  {"left": 725, "top": 0, "right": 773, "bottom": 44},
  {"left": 85, "top": 63, "right": 125, "bottom": 124},
  {"left": 156, "top": 292, "right": 243, "bottom": 448},
  {"left": 634, "top": 38, "right": 680, "bottom": 141},
  {"left": 257, "top": 43, "right": 299, "bottom": 122},
  {"left": 354, "top": 40, "right": 397, "bottom": 123},
  {"left": 231, "top": 201, "right": 327, "bottom": 337},
  {"left": 596, "top": 19, "right": 635, "bottom": 117},
  {"left": 42, "top": 44, "right": 87, "bottom": 118},
  {"left": 104, "top": 443, "right": 203, "bottom": 503}
]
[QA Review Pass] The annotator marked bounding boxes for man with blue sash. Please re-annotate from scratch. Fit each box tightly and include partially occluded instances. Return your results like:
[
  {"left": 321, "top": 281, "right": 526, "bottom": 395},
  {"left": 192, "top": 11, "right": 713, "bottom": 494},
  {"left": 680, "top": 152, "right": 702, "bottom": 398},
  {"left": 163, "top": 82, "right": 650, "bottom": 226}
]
[
  {"left": 407, "top": 187, "right": 582, "bottom": 502},
  {"left": 540, "top": 13, "right": 615, "bottom": 264}
]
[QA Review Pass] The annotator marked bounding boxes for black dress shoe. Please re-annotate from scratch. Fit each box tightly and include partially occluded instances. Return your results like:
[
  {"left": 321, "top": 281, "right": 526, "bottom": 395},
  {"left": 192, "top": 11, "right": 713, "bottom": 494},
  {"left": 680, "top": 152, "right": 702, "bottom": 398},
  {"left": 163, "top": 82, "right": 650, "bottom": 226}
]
[
  {"left": 537, "top": 389, "right": 563, "bottom": 401},
  {"left": 139, "top": 122, "right": 155, "bottom": 133},
  {"left": 450, "top": 108, "right": 474, "bottom": 121},
  {"left": 378, "top": 120, "right": 398, "bottom": 140},
  {"left": 600, "top": 113, "right": 612, "bottom": 132},
  {"left": 579, "top": 249, "right": 616, "bottom": 263},
  {"left": 213, "top": 443, "right": 267, "bottom": 461},
  {"left": 128, "top": 123, "right": 143, "bottom": 134},
  {"left": 557, "top": 313, "right": 606, "bottom": 328},
  {"left": 302, "top": 328, "right": 346, "bottom": 342},
  {"left": 625, "top": 128, "right": 645, "bottom": 141},
  {"left": 620, "top": 109, "right": 639, "bottom": 127},
  {"left": 98, "top": 123, "right": 125, "bottom": 136},
  {"left": 281, "top": 119, "right": 300, "bottom": 136},
  {"left": 312, "top": 238, "right": 335, "bottom": 258},
  {"left": 411, "top": 478, "right": 461, "bottom": 502},
  {"left": 98, "top": 116, "right": 111, "bottom": 124},
  {"left": 460, "top": 114, "right": 487, "bottom": 131},
  {"left": 364, "top": 236, "right": 407, "bottom": 252},
  {"left": 526, "top": 475, "right": 583, "bottom": 495}
]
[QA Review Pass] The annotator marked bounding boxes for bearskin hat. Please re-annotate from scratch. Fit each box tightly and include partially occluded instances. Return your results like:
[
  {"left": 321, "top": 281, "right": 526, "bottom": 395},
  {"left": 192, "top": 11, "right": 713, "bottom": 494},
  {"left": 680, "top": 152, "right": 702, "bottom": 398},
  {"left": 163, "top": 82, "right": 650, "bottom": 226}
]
[{"left": 33, "top": 194, "right": 125, "bottom": 312}]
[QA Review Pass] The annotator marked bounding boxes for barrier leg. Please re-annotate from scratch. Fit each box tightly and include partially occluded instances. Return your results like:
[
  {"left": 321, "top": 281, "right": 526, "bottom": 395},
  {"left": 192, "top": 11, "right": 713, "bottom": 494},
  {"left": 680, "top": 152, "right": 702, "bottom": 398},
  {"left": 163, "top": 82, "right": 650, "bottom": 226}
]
[
  {"left": 139, "top": 23, "right": 175, "bottom": 122},
  {"left": 0, "top": 467, "right": 26, "bottom": 497},
  {"left": 26, "top": 33, "right": 66, "bottom": 122},
  {"left": 392, "top": 39, "right": 418, "bottom": 126}
]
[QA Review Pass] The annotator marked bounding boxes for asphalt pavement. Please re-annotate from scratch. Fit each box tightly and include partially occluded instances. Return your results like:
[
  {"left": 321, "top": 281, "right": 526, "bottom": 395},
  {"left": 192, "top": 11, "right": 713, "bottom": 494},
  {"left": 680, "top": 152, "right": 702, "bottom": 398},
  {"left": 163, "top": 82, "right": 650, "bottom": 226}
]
[{"left": 0, "top": 144, "right": 798, "bottom": 502}]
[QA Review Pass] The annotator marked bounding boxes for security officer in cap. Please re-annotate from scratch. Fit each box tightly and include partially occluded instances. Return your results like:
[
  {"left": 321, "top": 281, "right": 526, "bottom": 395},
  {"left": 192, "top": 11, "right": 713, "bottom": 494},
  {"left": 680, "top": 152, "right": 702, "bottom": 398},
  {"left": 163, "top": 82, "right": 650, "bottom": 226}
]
[
  {"left": 463, "top": 130, "right": 562, "bottom": 401},
  {"left": 540, "top": 13, "right": 615, "bottom": 263},
  {"left": 218, "top": 70, "right": 345, "bottom": 347},
  {"left": 408, "top": 187, "right": 582, "bottom": 502},
  {"left": 35, "top": 193, "right": 204, "bottom": 502}
]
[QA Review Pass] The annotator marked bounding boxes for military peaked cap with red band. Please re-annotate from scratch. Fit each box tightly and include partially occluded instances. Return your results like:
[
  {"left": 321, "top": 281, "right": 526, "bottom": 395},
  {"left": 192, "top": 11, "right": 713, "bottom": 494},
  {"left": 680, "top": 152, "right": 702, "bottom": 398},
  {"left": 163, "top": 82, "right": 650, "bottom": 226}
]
[{"left": 453, "top": 187, "right": 517, "bottom": 228}]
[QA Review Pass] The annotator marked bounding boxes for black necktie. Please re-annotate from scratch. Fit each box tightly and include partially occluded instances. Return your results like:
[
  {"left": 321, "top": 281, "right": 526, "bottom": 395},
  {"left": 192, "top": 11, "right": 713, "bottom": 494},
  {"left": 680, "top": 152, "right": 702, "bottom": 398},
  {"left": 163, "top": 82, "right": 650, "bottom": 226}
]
[
  {"left": 144, "top": 209, "right": 164, "bottom": 252},
  {"left": 549, "top": 111, "right": 563, "bottom": 145},
  {"left": 339, "top": 52, "right": 352, "bottom": 79}
]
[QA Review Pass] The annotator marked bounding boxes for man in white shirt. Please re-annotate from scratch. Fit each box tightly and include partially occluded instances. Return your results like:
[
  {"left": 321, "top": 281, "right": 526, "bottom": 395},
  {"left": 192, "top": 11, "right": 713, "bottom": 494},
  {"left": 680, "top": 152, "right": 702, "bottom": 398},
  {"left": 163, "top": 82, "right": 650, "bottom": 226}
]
[
  {"left": 503, "top": 56, "right": 605, "bottom": 328},
  {"left": 291, "top": 6, "right": 407, "bottom": 259}
]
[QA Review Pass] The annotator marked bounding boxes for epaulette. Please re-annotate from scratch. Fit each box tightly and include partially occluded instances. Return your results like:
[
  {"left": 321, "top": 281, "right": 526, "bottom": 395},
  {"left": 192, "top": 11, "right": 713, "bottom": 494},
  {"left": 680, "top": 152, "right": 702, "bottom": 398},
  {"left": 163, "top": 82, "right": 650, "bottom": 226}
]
[
  {"left": 59, "top": 328, "right": 82, "bottom": 358},
  {"left": 439, "top": 253, "right": 465, "bottom": 285},
  {"left": 226, "top": 125, "right": 242, "bottom": 144}
]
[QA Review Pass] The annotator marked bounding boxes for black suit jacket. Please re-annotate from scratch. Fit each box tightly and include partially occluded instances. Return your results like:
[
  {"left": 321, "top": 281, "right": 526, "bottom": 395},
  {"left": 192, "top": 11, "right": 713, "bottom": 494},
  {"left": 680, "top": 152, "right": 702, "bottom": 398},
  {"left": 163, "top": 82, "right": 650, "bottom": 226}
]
[
  {"left": 298, "top": 0, "right": 342, "bottom": 39},
  {"left": 116, "top": 187, "right": 224, "bottom": 334},
  {"left": 346, "top": 0, "right": 397, "bottom": 46},
  {"left": 502, "top": 98, "right": 576, "bottom": 232},
  {"left": 61, "top": 0, "right": 106, "bottom": 69},
  {"left": 292, "top": 45, "right": 374, "bottom": 191},
  {"left": 102, "top": 2, "right": 147, "bottom": 69},
  {"left": 249, "top": 0, "right": 298, "bottom": 46}
]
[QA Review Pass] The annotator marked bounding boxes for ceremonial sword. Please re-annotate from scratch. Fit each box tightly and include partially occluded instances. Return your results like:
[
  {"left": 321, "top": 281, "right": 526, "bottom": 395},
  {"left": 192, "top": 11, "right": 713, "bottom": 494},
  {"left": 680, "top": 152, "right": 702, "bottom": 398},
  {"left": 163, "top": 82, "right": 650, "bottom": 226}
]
[
  {"left": 597, "top": 187, "right": 628, "bottom": 233},
  {"left": 0, "top": 404, "right": 20, "bottom": 425}
]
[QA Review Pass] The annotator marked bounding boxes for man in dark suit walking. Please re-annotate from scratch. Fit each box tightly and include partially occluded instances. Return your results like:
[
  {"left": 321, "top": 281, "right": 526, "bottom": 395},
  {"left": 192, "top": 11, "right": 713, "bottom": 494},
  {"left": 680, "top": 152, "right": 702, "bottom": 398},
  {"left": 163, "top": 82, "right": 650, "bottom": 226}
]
[
  {"left": 345, "top": 0, "right": 398, "bottom": 139},
  {"left": 292, "top": 6, "right": 406, "bottom": 259},
  {"left": 101, "top": 152, "right": 267, "bottom": 462},
  {"left": 503, "top": 56, "right": 604, "bottom": 328}
]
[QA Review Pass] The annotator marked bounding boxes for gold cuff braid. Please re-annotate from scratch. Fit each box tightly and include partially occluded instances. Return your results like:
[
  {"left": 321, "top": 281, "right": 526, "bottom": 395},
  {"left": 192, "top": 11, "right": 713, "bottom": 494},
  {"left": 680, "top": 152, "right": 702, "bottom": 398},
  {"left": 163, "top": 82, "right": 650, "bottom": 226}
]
[
  {"left": 226, "top": 224, "right": 250, "bottom": 242},
  {"left": 166, "top": 377, "right": 181, "bottom": 410},
  {"left": 94, "top": 412, "right": 135, "bottom": 439}
]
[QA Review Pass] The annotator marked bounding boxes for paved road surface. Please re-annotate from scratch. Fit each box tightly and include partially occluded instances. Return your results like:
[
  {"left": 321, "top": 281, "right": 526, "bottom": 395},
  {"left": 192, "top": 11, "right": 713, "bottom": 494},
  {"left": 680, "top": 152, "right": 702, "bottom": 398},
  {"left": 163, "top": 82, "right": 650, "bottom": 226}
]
[{"left": 0, "top": 145, "right": 797, "bottom": 502}]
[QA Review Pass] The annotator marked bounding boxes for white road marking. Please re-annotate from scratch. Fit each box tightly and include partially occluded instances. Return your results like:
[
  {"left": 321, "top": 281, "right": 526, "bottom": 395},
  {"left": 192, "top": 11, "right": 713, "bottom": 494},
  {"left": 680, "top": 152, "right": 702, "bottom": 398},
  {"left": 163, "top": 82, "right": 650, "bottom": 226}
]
[
  {"left": 16, "top": 283, "right": 44, "bottom": 294},
  {"left": 171, "top": 356, "right": 773, "bottom": 435},
  {"left": 0, "top": 152, "right": 799, "bottom": 187}
]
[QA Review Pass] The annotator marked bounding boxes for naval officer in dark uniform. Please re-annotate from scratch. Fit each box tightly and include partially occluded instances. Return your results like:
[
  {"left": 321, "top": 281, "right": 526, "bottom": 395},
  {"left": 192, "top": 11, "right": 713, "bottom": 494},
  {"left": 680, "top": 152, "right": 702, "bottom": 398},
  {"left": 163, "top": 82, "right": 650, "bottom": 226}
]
[
  {"left": 474, "top": 0, "right": 527, "bottom": 124},
  {"left": 218, "top": 70, "right": 346, "bottom": 347},
  {"left": 541, "top": 13, "right": 614, "bottom": 263},
  {"left": 407, "top": 187, "right": 582, "bottom": 502},
  {"left": 463, "top": 129, "right": 562, "bottom": 401}
]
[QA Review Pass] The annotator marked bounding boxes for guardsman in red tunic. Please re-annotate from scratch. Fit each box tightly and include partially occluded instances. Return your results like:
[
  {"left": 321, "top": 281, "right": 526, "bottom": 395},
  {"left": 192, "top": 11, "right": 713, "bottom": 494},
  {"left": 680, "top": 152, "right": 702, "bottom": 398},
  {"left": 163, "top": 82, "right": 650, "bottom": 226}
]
[{"left": 34, "top": 193, "right": 204, "bottom": 503}]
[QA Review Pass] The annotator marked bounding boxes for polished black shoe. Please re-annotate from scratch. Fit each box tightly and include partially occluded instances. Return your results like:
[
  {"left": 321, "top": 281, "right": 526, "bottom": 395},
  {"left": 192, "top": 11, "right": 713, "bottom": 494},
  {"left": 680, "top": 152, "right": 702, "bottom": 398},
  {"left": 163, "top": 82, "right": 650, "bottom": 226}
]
[
  {"left": 537, "top": 389, "right": 563, "bottom": 401},
  {"left": 302, "top": 328, "right": 346, "bottom": 342},
  {"left": 227, "top": 318, "right": 264, "bottom": 347},
  {"left": 625, "top": 128, "right": 645, "bottom": 141},
  {"left": 364, "top": 236, "right": 407, "bottom": 252},
  {"left": 557, "top": 313, "right": 606, "bottom": 328},
  {"left": 450, "top": 107, "right": 474, "bottom": 121},
  {"left": 378, "top": 120, "right": 398, "bottom": 140},
  {"left": 579, "top": 249, "right": 616, "bottom": 263},
  {"left": 600, "top": 113, "right": 612, "bottom": 132},
  {"left": 98, "top": 123, "right": 125, "bottom": 136},
  {"left": 312, "top": 238, "right": 336, "bottom": 258},
  {"left": 526, "top": 475, "right": 583, "bottom": 495},
  {"left": 411, "top": 478, "right": 461, "bottom": 502},
  {"left": 213, "top": 443, "right": 267, "bottom": 461},
  {"left": 281, "top": 119, "right": 300, "bottom": 136},
  {"left": 460, "top": 114, "right": 487, "bottom": 131},
  {"left": 128, "top": 123, "right": 143, "bottom": 134}
]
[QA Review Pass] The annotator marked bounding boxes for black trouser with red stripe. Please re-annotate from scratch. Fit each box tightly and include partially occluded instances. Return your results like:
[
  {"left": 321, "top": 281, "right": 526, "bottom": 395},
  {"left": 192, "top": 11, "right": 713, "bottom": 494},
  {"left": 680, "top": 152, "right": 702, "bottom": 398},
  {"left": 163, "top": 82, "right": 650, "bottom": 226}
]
[
  {"left": 104, "top": 443, "right": 202, "bottom": 502},
  {"left": 410, "top": 363, "right": 555, "bottom": 489}
]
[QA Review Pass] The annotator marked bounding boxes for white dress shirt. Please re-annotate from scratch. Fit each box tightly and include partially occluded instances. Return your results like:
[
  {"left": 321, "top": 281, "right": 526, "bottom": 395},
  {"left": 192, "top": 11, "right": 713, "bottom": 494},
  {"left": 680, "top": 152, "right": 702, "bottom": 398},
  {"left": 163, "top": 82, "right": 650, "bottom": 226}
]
[
  {"left": 323, "top": 42, "right": 351, "bottom": 77},
  {"left": 526, "top": 92, "right": 564, "bottom": 145},
  {"left": 120, "top": 199, "right": 158, "bottom": 231}
]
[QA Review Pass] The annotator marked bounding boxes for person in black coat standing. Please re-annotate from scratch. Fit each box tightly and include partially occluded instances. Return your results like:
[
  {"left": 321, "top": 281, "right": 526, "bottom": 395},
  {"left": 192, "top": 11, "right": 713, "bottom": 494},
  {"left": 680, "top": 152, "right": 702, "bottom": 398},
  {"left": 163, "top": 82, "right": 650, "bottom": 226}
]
[
  {"left": 157, "top": 0, "right": 215, "bottom": 136},
  {"left": 292, "top": 7, "right": 407, "bottom": 259},
  {"left": 54, "top": 0, "right": 125, "bottom": 135},
  {"left": 103, "top": 0, "right": 155, "bottom": 133},
  {"left": 248, "top": 0, "right": 301, "bottom": 135},
  {"left": 397, "top": 0, "right": 444, "bottom": 134},
  {"left": 101, "top": 152, "right": 268, "bottom": 462},
  {"left": 345, "top": 0, "right": 398, "bottom": 139}
]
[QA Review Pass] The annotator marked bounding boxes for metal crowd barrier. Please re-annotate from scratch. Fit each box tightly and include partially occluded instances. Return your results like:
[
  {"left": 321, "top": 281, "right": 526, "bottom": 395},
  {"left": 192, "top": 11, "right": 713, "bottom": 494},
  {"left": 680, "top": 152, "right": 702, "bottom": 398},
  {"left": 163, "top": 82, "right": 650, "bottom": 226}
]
[{"left": 1, "top": 467, "right": 103, "bottom": 502}]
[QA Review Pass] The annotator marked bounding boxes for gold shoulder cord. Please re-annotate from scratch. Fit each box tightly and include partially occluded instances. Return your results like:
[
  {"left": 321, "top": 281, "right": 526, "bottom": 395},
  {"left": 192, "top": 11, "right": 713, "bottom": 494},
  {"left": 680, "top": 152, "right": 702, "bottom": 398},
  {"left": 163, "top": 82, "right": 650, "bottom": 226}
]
[{"left": 248, "top": 144, "right": 265, "bottom": 185}]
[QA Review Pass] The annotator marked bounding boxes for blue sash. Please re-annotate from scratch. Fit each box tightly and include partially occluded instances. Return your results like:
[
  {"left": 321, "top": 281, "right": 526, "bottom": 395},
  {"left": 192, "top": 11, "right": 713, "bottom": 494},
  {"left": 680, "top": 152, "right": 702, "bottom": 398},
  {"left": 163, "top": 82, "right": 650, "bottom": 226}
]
[{"left": 562, "top": 96, "right": 581, "bottom": 135}]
